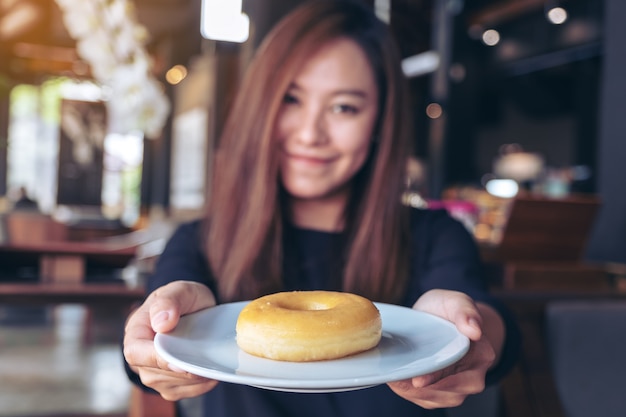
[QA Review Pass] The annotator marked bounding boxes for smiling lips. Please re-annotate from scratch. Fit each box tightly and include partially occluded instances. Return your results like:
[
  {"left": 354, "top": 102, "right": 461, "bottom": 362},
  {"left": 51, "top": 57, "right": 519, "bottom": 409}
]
[{"left": 284, "top": 151, "right": 337, "bottom": 167}]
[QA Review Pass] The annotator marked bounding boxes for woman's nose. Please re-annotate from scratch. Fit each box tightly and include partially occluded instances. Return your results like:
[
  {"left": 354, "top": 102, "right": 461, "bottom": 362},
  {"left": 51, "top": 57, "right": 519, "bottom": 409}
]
[{"left": 295, "top": 107, "right": 326, "bottom": 146}]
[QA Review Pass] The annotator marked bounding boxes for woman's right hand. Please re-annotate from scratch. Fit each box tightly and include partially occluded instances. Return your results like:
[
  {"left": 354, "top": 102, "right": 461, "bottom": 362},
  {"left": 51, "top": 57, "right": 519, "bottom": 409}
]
[{"left": 123, "top": 280, "right": 219, "bottom": 401}]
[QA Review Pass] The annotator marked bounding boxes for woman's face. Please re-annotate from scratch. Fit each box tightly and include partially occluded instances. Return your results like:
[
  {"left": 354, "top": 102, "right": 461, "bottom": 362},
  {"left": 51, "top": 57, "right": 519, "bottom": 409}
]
[{"left": 275, "top": 37, "right": 379, "bottom": 203}]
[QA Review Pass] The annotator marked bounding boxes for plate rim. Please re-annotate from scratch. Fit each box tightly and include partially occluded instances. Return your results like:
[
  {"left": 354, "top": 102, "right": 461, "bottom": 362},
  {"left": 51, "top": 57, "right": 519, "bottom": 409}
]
[{"left": 154, "top": 301, "right": 469, "bottom": 391}]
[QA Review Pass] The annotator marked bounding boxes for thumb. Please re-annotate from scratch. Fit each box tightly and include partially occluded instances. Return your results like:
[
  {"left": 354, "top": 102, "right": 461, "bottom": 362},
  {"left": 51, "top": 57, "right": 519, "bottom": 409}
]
[
  {"left": 451, "top": 302, "right": 483, "bottom": 342},
  {"left": 148, "top": 280, "right": 216, "bottom": 333},
  {"left": 416, "top": 289, "right": 484, "bottom": 342}
]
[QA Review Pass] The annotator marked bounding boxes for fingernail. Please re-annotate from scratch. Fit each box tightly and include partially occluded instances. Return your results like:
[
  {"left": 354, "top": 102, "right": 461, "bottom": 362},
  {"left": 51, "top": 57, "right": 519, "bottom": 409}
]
[
  {"left": 412, "top": 375, "right": 432, "bottom": 388},
  {"left": 468, "top": 317, "right": 480, "bottom": 329},
  {"left": 389, "top": 379, "right": 412, "bottom": 391},
  {"left": 153, "top": 310, "right": 170, "bottom": 327}
]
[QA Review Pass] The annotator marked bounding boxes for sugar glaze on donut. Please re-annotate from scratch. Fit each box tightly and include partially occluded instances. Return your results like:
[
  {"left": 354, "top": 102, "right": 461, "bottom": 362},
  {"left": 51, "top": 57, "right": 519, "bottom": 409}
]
[{"left": 235, "top": 290, "right": 382, "bottom": 362}]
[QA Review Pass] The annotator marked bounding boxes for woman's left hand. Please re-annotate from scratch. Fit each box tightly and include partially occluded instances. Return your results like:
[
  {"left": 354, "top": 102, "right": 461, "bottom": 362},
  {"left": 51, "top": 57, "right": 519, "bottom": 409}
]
[{"left": 387, "top": 289, "right": 503, "bottom": 409}]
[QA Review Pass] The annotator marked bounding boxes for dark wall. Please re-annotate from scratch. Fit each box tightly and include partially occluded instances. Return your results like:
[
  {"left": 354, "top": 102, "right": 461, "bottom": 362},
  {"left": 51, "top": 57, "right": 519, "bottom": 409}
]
[
  {"left": 446, "top": 0, "right": 603, "bottom": 189},
  {"left": 245, "top": 0, "right": 306, "bottom": 47},
  {"left": 586, "top": 0, "right": 626, "bottom": 264}
]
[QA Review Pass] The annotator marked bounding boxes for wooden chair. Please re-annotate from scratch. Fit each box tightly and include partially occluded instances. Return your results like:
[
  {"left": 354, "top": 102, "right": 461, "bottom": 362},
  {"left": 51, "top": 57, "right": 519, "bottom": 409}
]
[
  {"left": 494, "top": 193, "right": 601, "bottom": 263},
  {"left": 482, "top": 193, "right": 606, "bottom": 290}
]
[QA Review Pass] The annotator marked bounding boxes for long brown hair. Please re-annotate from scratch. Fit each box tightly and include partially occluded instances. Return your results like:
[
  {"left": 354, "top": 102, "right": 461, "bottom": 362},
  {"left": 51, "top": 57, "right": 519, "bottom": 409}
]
[{"left": 206, "top": 0, "right": 413, "bottom": 303}]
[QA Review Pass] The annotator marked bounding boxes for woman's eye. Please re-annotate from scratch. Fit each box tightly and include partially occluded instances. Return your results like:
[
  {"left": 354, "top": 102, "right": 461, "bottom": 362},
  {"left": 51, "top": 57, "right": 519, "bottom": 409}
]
[
  {"left": 283, "top": 93, "right": 299, "bottom": 105},
  {"left": 331, "top": 104, "right": 359, "bottom": 114}
]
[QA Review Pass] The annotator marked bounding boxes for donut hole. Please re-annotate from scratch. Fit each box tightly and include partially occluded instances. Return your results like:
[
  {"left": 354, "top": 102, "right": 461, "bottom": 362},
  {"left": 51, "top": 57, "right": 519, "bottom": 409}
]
[
  {"left": 278, "top": 300, "right": 333, "bottom": 311},
  {"left": 302, "top": 301, "right": 332, "bottom": 311}
]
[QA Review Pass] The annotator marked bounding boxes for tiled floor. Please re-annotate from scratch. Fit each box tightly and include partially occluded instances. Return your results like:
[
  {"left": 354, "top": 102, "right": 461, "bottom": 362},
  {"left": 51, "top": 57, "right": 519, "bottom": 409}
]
[{"left": 0, "top": 305, "right": 131, "bottom": 417}]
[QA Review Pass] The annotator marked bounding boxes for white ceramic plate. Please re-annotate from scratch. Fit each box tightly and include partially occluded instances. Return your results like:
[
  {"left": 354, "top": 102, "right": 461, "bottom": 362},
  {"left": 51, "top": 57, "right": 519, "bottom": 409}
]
[{"left": 154, "top": 301, "right": 469, "bottom": 393}]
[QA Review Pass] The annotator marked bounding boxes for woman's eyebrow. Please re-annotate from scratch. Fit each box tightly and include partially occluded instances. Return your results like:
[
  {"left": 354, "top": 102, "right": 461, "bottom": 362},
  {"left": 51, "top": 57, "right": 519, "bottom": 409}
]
[
  {"left": 286, "top": 82, "right": 302, "bottom": 92},
  {"left": 287, "top": 82, "right": 370, "bottom": 98},
  {"left": 332, "top": 89, "right": 369, "bottom": 98}
]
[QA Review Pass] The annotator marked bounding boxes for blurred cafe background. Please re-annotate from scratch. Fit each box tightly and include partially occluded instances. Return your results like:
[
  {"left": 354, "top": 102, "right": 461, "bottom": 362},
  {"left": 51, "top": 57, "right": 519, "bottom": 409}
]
[{"left": 0, "top": 0, "right": 625, "bottom": 416}]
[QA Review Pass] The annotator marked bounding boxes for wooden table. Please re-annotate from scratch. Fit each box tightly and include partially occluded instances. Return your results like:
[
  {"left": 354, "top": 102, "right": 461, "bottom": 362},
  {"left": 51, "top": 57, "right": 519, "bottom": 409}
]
[
  {"left": 0, "top": 282, "right": 145, "bottom": 306},
  {"left": 0, "top": 238, "right": 145, "bottom": 333},
  {"left": 0, "top": 225, "right": 146, "bottom": 314},
  {"left": 0, "top": 239, "right": 138, "bottom": 283}
]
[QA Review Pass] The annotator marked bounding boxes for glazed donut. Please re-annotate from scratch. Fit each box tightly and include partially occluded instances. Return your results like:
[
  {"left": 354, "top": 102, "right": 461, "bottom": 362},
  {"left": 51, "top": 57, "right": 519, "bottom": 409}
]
[{"left": 235, "top": 290, "right": 382, "bottom": 362}]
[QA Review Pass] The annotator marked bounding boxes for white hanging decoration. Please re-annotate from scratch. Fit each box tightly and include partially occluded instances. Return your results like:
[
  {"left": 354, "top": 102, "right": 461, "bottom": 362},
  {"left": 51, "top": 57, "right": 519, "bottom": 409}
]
[{"left": 55, "top": 0, "right": 170, "bottom": 139}]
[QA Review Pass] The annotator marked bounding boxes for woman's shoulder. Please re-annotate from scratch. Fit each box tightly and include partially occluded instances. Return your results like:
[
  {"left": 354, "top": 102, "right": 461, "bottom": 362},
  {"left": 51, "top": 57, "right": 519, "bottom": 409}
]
[
  {"left": 408, "top": 205, "right": 478, "bottom": 248},
  {"left": 175, "top": 218, "right": 204, "bottom": 233},
  {"left": 162, "top": 218, "right": 205, "bottom": 250},
  {"left": 409, "top": 206, "right": 458, "bottom": 232},
  {"left": 149, "top": 217, "right": 212, "bottom": 292}
]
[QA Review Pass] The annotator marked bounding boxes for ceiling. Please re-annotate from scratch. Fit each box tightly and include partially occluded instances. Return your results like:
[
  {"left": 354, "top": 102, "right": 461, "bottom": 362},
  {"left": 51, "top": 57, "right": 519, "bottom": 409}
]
[{"left": 0, "top": 0, "right": 603, "bottom": 86}]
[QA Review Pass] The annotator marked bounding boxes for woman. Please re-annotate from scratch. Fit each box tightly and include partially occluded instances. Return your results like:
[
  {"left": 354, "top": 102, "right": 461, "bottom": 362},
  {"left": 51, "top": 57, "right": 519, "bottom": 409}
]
[{"left": 123, "top": 1, "right": 519, "bottom": 415}]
